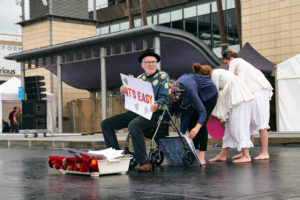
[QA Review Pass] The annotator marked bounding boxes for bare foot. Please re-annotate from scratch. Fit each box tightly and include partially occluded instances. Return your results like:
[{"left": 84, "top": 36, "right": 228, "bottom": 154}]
[
  {"left": 232, "top": 153, "right": 242, "bottom": 159},
  {"left": 208, "top": 155, "right": 226, "bottom": 162},
  {"left": 232, "top": 156, "right": 251, "bottom": 163},
  {"left": 200, "top": 159, "right": 206, "bottom": 165},
  {"left": 196, "top": 150, "right": 206, "bottom": 165},
  {"left": 254, "top": 153, "right": 269, "bottom": 160}
]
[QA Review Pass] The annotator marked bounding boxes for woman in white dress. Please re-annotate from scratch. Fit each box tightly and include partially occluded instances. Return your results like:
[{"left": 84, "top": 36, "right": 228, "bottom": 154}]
[
  {"left": 222, "top": 49, "right": 273, "bottom": 160},
  {"left": 193, "top": 63, "right": 254, "bottom": 163}
]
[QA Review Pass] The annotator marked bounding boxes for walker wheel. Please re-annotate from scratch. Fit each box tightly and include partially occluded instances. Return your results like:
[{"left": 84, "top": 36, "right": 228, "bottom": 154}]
[
  {"left": 43, "top": 133, "right": 47, "bottom": 137},
  {"left": 24, "top": 133, "right": 28, "bottom": 138},
  {"left": 182, "top": 151, "right": 195, "bottom": 167},
  {"left": 150, "top": 149, "right": 164, "bottom": 166}
]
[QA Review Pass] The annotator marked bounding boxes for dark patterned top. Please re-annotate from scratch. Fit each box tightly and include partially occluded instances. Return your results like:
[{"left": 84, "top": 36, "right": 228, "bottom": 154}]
[{"left": 137, "top": 70, "right": 170, "bottom": 111}]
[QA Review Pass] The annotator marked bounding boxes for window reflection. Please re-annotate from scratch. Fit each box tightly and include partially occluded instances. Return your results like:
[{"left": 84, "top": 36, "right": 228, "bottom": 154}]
[{"left": 97, "top": 1, "right": 239, "bottom": 50}]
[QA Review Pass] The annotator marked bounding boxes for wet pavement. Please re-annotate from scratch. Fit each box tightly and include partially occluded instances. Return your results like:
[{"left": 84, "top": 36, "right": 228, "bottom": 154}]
[{"left": 1, "top": 145, "right": 300, "bottom": 200}]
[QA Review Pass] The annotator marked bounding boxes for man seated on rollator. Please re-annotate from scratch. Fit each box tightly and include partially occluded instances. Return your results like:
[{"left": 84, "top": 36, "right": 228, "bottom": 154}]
[{"left": 101, "top": 49, "right": 170, "bottom": 172}]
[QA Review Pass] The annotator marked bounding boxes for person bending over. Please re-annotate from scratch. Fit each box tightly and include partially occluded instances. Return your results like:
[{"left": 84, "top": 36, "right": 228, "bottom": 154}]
[
  {"left": 193, "top": 63, "right": 255, "bottom": 163},
  {"left": 167, "top": 70, "right": 217, "bottom": 165}
]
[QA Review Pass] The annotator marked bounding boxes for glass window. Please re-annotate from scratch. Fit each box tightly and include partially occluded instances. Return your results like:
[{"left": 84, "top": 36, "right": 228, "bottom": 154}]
[
  {"left": 211, "top": 1, "right": 217, "bottom": 13},
  {"left": 171, "top": 9, "right": 182, "bottom": 21},
  {"left": 197, "top": 3, "right": 210, "bottom": 16},
  {"left": 152, "top": 15, "right": 158, "bottom": 24},
  {"left": 172, "top": 20, "right": 183, "bottom": 30},
  {"left": 224, "top": 8, "right": 238, "bottom": 45},
  {"left": 147, "top": 16, "right": 152, "bottom": 25},
  {"left": 211, "top": 0, "right": 234, "bottom": 12},
  {"left": 159, "top": 12, "right": 171, "bottom": 24},
  {"left": 134, "top": 19, "right": 141, "bottom": 27},
  {"left": 110, "top": 24, "right": 120, "bottom": 33},
  {"left": 198, "top": 13, "right": 211, "bottom": 46},
  {"left": 211, "top": 12, "right": 221, "bottom": 48},
  {"left": 100, "top": 26, "right": 109, "bottom": 35},
  {"left": 120, "top": 21, "right": 129, "bottom": 30},
  {"left": 96, "top": 28, "right": 101, "bottom": 36},
  {"left": 225, "top": 0, "right": 235, "bottom": 9},
  {"left": 184, "top": 6, "right": 197, "bottom": 19},
  {"left": 160, "top": 22, "right": 171, "bottom": 28},
  {"left": 184, "top": 17, "right": 198, "bottom": 36}
]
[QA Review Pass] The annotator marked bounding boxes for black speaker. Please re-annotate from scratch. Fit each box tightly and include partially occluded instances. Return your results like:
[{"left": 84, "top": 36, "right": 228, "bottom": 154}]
[
  {"left": 22, "top": 100, "right": 47, "bottom": 130},
  {"left": 34, "top": 117, "right": 47, "bottom": 129},
  {"left": 25, "top": 76, "right": 46, "bottom": 100}
]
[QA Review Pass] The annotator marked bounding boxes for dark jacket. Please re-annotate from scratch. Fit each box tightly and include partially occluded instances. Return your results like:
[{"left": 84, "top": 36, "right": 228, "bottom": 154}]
[{"left": 177, "top": 73, "right": 217, "bottom": 128}]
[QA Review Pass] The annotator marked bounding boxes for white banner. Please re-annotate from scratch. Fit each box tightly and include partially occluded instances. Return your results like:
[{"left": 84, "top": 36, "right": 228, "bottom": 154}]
[{"left": 120, "top": 73, "right": 154, "bottom": 120}]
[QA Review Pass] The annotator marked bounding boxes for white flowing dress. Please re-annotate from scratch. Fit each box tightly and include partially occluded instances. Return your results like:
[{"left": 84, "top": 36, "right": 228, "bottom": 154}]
[
  {"left": 229, "top": 58, "right": 273, "bottom": 135},
  {"left": 211, "top": 69, "right": 254, "bottom": 122},
  {"left": 211, "top": 69, "right": 254, "bottom": 151}
]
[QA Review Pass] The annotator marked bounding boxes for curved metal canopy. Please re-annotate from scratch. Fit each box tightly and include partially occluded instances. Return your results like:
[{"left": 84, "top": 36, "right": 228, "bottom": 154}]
[{"left": 6, "top": 25, "right": 222, "bottom": 90}]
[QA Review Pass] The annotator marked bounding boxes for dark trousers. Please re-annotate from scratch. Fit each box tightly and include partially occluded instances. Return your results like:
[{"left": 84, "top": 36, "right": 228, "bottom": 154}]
[
  {"left": 101, "top": 111, "right": 161, "bottom": 164},
  {"left": 13, "top": 124, "right": 20, "bottom": 133},
  {"left": 189, "top": 94, "right": 218, "bottom": 151}
]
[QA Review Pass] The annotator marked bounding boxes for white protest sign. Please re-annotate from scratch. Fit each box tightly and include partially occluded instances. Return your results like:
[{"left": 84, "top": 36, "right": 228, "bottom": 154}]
[{"left": 120, "top": 73, "right": 154, "bottom": 120}]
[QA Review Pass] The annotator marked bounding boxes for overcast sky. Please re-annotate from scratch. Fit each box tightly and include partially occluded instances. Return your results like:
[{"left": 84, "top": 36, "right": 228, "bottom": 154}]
[
  {"left": 0, "top": 0, "right": 109, "bottom": 35},
  {"left": 0, "top": 0, "right": 22, "bottom": 35}
]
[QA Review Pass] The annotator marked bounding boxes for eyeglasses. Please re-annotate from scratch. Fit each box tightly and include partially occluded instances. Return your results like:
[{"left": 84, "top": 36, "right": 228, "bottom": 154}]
[{"left": 142, "top": 61, "right": 157, "bottom": 65}]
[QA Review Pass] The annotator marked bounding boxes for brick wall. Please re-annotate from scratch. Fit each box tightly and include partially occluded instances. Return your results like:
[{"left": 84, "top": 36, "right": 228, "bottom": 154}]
[
  {"left": 242, "top": 0, "right": 300, "bottom": 63},
  {"left": 23, "top": 20, "right": 96, "bottom": 118}
]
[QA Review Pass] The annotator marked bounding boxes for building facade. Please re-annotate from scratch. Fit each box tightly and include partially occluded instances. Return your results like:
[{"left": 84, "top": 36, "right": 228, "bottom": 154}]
[
  {"left": 0, "top": 33, "right": 22, "bottom": 84},
  {"left": 96, "top": 0, "right": 241, "bottom": 54},
  {"left": 16, "top": 0, "right": 300, "bottom": 132},
  {"left": 241, "top": 0, "right": 300, "bottom": 64}
]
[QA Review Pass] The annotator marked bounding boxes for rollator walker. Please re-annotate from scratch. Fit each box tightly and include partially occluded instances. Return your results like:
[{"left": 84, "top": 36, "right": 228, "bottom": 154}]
[{"left": 124, "top": 107, "right": 197, "bottom": 169}]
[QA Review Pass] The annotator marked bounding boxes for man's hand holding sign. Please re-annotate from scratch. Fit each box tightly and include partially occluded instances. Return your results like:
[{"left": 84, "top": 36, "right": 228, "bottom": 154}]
[{"left": 120, "top": 74, "right": 155, "bottom": 120}]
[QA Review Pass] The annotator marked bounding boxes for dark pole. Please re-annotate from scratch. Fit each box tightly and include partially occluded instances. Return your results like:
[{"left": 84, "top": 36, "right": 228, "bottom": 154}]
[
  {"left": 126, "top": 0, "right": 135, "bottom": 28},
  {"left": 235, "top": 0, "right": 242, "bottom": 48},
  {"left": 140, "top": 0, "right": 147, "bottom": 26},
  {"left": 216, "top": 0, "right": 228, "bottom": 50}
]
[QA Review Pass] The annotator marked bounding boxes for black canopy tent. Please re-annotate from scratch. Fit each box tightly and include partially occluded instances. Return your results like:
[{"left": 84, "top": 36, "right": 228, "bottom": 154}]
[{"left": 217, "top": 42, "right": 276, "bottom": 76}]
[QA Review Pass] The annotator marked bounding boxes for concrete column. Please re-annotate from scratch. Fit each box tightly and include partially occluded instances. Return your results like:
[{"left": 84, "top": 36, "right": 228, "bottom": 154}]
[
  {"left": 48, "top": 0, "right": 53, "bottom": 15},
  {"left": 57, "top": 56, "right": 63, "bottom": 133},
  {"left": 100, "top": 47, "right": 107, "bottom": 120},
  {"left": 93, "top": 0, "right": 97, "bottom": 20},
  {"left": 21, "top": 0, "right": 25, "bottom": 21},
  {"left": 154, "top": 36, "right": 161, "bottom": 70}
]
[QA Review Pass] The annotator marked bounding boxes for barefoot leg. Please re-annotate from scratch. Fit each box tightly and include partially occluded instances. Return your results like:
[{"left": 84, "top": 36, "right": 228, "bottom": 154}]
[
  {"left": 232, "top": 153, "right": 242, "bottom": 159},
  {"left": 233, "top": 135, "right": 254, "bottom": 159},
  {"left": 254, "top": 129, "right": 269, "bottom": 160},
  {"left": 232, "top": 148, "right": 251, "bottom": 163},
  {"left": 196, "top": 150, "right": 206, "bottom": 165},
  {"left": 208, "top": 148, "right": 228, "bottom": 162}
]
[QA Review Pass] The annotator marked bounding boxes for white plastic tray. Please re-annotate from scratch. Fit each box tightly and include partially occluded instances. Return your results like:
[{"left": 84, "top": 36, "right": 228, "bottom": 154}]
[{"left": 60, "top": 157, "right": 131, "bottom": 176}]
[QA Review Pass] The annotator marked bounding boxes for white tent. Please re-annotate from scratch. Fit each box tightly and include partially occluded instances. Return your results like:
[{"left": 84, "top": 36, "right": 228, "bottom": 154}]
[
  {"left": 0, "top": 77, "right": 57, "bottom": 133},
  {"left": 276, "top": 54, "right": 300, "bottom": 131}
]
